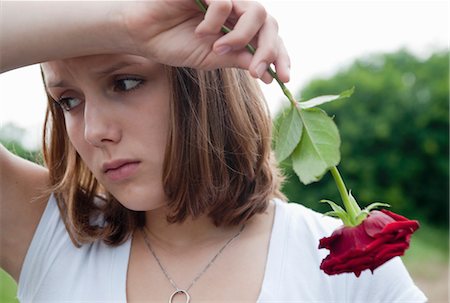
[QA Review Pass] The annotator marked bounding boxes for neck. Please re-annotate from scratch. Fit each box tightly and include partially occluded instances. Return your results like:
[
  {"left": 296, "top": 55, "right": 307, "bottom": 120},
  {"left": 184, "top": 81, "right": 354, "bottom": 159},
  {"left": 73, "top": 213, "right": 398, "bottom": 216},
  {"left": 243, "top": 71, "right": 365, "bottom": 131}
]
[{"left": 143, "top": 205, "right": 239, "bottom": 249}]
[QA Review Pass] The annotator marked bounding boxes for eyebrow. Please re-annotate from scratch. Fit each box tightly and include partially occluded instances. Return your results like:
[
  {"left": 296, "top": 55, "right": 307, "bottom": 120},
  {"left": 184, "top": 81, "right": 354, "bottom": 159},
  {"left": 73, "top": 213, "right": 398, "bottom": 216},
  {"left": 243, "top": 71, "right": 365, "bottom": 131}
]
[
  {"left": 92, "top": 61, "right": 142, "bottom": 77},
  {"left": 46, "top": 61, "right": 143, "bottom": 88}
]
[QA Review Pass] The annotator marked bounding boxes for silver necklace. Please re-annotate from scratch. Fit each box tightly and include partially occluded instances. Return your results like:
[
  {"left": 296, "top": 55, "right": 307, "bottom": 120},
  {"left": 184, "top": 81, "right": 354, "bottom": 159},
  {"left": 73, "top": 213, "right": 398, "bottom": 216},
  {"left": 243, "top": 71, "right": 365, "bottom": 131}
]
[{"left": 141, "top": 224, "right": 246, "bottom": 303}]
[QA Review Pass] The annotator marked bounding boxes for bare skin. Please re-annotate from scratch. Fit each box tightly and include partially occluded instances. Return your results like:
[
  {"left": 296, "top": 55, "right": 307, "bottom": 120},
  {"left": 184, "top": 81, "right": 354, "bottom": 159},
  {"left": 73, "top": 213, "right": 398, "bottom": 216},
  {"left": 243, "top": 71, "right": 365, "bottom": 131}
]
[
  {"left": 127, "top": 202, "right": 275, "bottom": 302},
  {"left": 0, "top": 0, "right": 290, "bottom": 83},
  {"left": 0, "top": 145, "right": 49, "bottom": 281}
]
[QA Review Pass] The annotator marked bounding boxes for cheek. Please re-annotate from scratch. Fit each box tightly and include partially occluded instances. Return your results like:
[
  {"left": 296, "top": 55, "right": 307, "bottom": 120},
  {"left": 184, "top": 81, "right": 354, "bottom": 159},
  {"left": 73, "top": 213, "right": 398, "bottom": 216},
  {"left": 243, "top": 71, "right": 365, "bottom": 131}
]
[
  {"left": 65, "top": 117, "right": 79, "bottom": 142},
  {"left": 136, "top": 115, "right": 169, "bottom": 153},
  {"left": 130, "top": 94, "right": 171, "bottom": 157},
  {"left": 64, "top": 116, "right": 92, "bottom": 164}
]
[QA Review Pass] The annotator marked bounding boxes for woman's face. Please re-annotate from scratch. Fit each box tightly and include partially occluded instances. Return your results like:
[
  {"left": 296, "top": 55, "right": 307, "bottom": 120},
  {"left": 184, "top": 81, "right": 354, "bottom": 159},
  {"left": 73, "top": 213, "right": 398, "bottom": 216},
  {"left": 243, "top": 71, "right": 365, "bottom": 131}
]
[{"left": 42, "top": 54, "right": 170, "bottom": 211}]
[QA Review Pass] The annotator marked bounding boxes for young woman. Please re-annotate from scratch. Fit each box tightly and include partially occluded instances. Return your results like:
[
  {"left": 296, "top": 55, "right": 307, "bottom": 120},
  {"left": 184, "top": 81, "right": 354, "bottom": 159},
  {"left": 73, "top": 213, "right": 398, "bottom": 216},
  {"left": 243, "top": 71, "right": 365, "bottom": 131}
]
[{"left": 1, "top": 1, "right": 426, "bottom": 302}]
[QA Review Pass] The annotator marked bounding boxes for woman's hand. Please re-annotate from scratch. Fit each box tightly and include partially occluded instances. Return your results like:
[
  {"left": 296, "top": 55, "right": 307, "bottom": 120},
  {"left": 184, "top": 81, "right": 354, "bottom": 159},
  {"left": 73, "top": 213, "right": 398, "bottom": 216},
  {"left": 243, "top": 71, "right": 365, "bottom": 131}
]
[
  {"left": 1, "top": 0, "right": 290, "bottom": 84},
  {"left": 121, "top": 0, "right": 290, "bottom": 83}
]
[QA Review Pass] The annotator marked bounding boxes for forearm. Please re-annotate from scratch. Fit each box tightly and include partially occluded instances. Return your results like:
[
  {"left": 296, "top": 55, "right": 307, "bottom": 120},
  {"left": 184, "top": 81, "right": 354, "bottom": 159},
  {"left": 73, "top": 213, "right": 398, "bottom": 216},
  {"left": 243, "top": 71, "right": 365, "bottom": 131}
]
[
  {"left": 0, "top": 1, "right": 290, "bottom": 83},
  {"left": 0, "top": 1, "right": 132, "bottom": 73}
]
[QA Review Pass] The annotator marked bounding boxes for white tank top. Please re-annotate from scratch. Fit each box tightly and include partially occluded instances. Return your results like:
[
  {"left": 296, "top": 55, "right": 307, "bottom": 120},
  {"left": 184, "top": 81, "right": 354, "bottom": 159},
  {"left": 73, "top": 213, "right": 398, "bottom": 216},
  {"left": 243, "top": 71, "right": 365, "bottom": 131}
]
[{"left": 17, "top": 194, "right": 426, "bottom": 302}]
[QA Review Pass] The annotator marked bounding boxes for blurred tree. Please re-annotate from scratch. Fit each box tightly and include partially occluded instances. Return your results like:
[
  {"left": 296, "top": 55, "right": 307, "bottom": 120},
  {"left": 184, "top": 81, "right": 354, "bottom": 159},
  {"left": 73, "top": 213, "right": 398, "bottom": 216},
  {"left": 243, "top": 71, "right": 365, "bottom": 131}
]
[
  {"left": 0, "top": 123, "right": 41, "bottom": 164},
  {"left": 275, "top": 49, "right": 449, "bottom": 227}
]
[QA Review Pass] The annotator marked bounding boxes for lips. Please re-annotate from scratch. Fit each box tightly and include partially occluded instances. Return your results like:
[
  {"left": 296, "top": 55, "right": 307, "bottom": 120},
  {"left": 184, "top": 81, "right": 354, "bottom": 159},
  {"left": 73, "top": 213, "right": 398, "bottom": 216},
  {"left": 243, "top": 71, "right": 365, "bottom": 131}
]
[{"left": 103, "top": 159, "right": 140, "bottom": 182}]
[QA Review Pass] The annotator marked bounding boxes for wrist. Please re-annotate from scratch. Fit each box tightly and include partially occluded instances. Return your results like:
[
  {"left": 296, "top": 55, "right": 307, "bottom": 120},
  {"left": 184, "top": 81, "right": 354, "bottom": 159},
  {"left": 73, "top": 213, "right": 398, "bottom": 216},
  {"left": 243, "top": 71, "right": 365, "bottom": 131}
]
[{"left": 99, "top": 2, "right": 141, "bottom": 56}]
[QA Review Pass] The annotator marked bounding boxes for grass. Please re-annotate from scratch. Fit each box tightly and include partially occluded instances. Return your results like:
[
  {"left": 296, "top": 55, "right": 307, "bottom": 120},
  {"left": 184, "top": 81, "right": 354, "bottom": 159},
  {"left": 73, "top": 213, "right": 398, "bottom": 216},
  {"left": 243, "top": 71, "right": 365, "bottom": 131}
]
[{"left": 0, "top": 268, "right": 19, "bottom": 303}]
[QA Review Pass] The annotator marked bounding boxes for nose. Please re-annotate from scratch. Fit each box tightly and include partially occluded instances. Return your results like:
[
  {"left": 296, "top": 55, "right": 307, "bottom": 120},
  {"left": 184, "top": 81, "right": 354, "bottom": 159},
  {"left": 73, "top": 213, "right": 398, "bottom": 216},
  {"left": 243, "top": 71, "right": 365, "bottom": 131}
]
[{"left": 83, "top": 95, "right": 122, "bottom": 147}]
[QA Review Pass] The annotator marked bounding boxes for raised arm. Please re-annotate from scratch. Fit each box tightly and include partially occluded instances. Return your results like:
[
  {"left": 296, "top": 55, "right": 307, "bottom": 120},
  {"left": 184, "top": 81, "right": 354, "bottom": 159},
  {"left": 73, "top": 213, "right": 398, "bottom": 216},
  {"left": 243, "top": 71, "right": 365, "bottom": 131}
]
[
  {"left": 0, "top": 144, "right": 49, "bottom": 281},
  {"left": 0, "top": 0, "right": 290, "bottom": 83},
  {"left": 0, "top": 1, "right": 130, "bottom": 73}
]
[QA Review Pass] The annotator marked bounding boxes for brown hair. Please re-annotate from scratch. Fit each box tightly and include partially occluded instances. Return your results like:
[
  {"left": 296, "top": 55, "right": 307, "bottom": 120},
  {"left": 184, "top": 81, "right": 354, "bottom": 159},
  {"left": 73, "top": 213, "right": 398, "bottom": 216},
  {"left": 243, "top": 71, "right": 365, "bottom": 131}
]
[{"left": 42, "top": 67, "right": 285, "bottom": 247}]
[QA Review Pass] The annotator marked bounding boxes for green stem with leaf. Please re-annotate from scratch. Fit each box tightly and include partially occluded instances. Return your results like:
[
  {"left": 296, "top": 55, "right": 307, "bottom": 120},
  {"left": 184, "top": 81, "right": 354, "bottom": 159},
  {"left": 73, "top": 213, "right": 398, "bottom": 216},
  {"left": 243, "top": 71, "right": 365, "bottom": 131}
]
[
  {"left": 195, "top": 0, "right": 388, "bottom": 227},
  {"left": 329, "top": 166, "right": 361, "bottom": 225}
]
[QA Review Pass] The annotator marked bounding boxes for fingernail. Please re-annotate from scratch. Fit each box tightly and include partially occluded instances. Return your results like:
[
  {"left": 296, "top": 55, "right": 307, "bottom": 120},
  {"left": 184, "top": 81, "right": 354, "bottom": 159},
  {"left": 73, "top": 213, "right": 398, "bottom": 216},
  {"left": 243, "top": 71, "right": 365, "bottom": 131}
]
[
  {"left": 255, "top": 62, "right": 268, "bottom": 78},
  {"left": 215, "top": 45, "right": 231, "bottom": 56},
  {"left": 284, "top": 66, "right": 291, "bottom": 82}
]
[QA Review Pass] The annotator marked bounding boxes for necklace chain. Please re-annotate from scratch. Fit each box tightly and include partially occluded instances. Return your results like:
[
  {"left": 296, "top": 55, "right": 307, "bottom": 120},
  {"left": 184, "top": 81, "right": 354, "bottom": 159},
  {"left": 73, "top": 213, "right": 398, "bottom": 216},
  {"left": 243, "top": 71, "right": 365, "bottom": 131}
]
[{"left": 141, "top": 223, "right": 246, "bottom": 293}]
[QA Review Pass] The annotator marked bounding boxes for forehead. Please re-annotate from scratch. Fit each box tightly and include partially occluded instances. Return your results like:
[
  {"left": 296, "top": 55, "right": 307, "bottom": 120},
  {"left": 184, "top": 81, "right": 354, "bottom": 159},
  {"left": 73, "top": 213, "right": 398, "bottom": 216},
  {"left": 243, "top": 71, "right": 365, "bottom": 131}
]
[{"left": 41, "top": 54, "right": 155, "bottom": 88}]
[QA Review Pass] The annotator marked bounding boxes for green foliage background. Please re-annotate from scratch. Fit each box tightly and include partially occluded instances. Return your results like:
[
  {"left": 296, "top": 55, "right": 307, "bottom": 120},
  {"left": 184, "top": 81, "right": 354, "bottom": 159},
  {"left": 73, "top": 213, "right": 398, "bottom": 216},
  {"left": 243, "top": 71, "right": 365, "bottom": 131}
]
[
  {"left": 0, "top": 123, "right": 42, "bottom": 164},
  {"left": 276, "top": 49, "right": 449, "bottom": 228},
  {"left": 0, "top": 269, "right": 18, "bottom": 303}
]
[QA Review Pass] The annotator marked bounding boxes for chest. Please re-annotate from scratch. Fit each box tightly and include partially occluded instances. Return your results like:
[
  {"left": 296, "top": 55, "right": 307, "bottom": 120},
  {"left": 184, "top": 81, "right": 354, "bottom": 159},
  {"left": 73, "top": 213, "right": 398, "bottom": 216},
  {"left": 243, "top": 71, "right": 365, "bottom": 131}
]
[{"left": 126, "top": 224, "right": 273, "bottom": 302}]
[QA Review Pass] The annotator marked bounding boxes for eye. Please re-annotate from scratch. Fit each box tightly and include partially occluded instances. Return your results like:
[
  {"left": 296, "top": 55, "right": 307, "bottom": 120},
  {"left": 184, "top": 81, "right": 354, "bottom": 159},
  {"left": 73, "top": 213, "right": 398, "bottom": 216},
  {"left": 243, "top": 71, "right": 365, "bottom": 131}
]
[
  {"left": 114, "top": 77, "right": 144, "bottom": 92},
  {"left": 56, "top": 97, "right": 82, "bottom": 111}
]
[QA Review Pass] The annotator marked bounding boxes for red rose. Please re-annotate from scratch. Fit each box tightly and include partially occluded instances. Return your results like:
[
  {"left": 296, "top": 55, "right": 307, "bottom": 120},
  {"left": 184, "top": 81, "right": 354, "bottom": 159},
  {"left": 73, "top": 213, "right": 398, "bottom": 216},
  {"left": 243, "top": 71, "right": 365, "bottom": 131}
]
[{"left": 318, "top": 209, "right": 419, "bottom": 277}]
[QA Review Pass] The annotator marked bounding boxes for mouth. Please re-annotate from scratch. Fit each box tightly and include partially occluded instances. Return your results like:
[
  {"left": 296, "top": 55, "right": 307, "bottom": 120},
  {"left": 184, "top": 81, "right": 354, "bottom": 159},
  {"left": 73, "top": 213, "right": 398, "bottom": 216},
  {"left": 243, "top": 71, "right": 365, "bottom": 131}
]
[{"left": 103, "top": 159, "right": 141, "bottom": 182}]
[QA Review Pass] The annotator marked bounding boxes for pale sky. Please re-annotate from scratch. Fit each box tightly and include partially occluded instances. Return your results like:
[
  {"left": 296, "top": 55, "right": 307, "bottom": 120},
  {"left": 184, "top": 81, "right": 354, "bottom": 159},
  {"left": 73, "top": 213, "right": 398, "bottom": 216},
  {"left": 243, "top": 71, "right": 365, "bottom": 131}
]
[{"left": 0, "top": 0, "right": 448, "bottom": 149}]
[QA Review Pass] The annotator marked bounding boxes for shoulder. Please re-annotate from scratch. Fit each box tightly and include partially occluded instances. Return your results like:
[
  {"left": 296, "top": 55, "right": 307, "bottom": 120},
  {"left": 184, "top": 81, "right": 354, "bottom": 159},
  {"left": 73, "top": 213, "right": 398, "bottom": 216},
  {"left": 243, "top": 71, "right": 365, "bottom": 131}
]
[
  {"left": 261, "top": 200, "right": 348, "bottom": 300},
  {"left": 270, "top": 199, "right": 344, "bottom": 275},
  {"left": 270, "top": 199, "right": 427, "bottom": 303},
  {"left": 18, "top": 194, "right": 132, "bottom": 302},
  {"left": 273, "top": 198, "right": 342, "bottom": 240}
]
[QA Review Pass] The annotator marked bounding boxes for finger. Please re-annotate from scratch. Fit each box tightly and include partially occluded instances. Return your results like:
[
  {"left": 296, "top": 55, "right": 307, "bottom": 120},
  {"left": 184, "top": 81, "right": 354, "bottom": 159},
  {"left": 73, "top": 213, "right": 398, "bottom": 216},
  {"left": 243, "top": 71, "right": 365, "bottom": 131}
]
[
  {"left": 272, "top": 38, "right": 291, "bottom": 83},
  {"left": 247, "top": 16, "right": 279, "bottom": 79},
  {"left": 259, "top": 65, "right": 274, "bottom": 84},
  {"left": 213, "top": 2, "right": 267, "bottom": 53},
  {"left": 204, "top": 48, "right": 252, "bottom": 70},
  {"left": 208, "top": 49, "right": 271, "bottom": 83},
  {"left": 257, "top": 40, "right": 291, "bottom": 84},
  {"left": 195, "top": 0, "right": 232, "bottom": 36}
]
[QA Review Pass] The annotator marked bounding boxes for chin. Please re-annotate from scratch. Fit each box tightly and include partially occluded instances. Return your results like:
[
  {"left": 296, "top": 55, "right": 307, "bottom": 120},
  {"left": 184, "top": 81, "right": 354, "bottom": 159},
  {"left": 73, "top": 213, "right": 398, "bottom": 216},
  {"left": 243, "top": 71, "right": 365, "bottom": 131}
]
[{"left": 113, "top": 190, "right": 167, "bottom": 211}]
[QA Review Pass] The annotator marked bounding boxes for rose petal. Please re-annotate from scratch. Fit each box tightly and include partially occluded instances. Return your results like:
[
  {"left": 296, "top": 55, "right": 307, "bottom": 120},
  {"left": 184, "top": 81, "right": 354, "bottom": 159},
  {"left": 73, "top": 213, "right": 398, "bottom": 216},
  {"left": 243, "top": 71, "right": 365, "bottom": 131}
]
[
  {"left": 380, "top": 209, "right": 410, "bottom": 221},
  {"left": 319, "top": 210, "right": 419, "bottom": 277},
  {"left": 363, "top": 211, "right": 396, "bottom": 237}
]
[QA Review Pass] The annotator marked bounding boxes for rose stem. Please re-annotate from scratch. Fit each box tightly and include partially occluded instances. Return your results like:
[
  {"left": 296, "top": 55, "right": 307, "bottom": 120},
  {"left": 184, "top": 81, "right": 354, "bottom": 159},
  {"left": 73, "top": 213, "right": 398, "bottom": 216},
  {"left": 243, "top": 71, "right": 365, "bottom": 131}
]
[
  {"left": 330, "top": 166, "right": 360, "bottom": 225},
  {"left": 195, "top": 0, "right": 361, "bottom": 223}
]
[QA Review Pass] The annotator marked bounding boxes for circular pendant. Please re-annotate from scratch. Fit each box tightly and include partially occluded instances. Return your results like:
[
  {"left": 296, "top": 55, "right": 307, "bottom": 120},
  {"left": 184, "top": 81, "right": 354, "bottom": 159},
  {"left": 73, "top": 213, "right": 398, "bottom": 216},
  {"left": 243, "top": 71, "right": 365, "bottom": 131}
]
[{"left": 168, "top": 289, "right": 190, "bottom": 303}]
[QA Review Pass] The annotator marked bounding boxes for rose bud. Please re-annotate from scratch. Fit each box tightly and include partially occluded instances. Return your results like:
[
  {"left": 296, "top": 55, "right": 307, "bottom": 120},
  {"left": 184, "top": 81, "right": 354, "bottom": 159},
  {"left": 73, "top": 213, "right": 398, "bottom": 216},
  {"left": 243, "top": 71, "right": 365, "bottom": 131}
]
[{"left": 318, "top": 209, "right": 419, "bottom": 277}]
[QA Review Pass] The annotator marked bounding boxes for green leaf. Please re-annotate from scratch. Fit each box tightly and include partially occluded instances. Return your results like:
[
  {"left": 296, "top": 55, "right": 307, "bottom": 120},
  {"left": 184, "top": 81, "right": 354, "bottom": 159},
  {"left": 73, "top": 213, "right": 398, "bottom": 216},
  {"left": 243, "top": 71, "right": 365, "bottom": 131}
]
[
  {"left": 354, "top": 200, "right": 390, "bottom": 225},
  {"left": 320, "top": 199, "right": 346, "bottom": 213},
  {"left": 321, "top": 200, "right": 352, "bottom": 226},
  {"left": 348, "top": 190, "right": 362, "bottom": 213},
  {"left": 297, "top": 87, "right": 355, "bottom": 109},
  {"left": 291, "top": 108, "right": 341, "bottom": 184},
  {"left": 323, "top": 211, "right": 342, "bottom": 218},
  {"left": 275, "top": 106, "right": 303, "bottom": 162},
  {"left": 363, "top": 202, "right": 391, "bottom": 213},
  {"left": 355, "top": 211, "right": 369, "bottom": 225}
]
